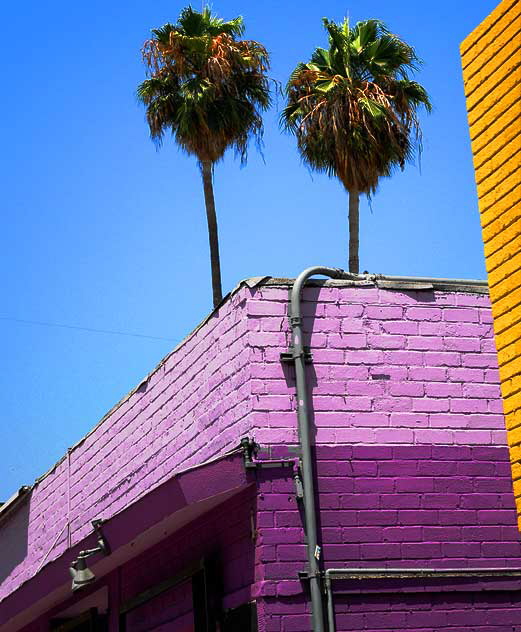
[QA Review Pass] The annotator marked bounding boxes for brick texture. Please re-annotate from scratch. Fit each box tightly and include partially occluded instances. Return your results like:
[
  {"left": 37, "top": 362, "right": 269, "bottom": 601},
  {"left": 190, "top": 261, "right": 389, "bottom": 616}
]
[
  {"left": 250, "top": 285, "right": 503, "bottom": 449},
  {"left": 461, "top": 0, "right": 521, "bottom": 526},
  {"left": 1, "top": 281, "right": 518, "bottom": 632},
  {"left": 255, "top": 445, "right": 521, "bottom": 631},
  {"left": 21, "top": 487, "right": 256, "bottom": 631},
  {"left": 0, "top": 287, "right": 254, "bottom": 603}
]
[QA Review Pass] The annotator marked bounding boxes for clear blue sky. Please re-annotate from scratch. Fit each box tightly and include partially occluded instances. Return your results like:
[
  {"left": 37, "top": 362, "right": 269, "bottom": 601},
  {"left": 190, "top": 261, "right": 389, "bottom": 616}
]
[{"left": 0, "top": 0, "right": 496, "bottom": 499}]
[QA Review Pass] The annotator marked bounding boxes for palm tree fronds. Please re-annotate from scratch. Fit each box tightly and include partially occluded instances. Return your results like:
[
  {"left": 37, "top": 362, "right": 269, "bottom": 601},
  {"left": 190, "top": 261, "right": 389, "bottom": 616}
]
[
  {"left": 310, "top": 47, "right": 331, "bottom": 71},
  {"left": 138, "top": 6, "right": 271, "bottom": 165},
  {"left": 282, "top": 15, "right": 430, "bottom": 195}
]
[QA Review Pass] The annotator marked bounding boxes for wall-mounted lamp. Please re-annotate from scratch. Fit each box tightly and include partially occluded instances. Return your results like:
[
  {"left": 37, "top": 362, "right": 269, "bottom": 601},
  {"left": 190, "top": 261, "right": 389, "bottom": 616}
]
[{"left": 69, "top": 519, "right": 110, "bottom": 592}]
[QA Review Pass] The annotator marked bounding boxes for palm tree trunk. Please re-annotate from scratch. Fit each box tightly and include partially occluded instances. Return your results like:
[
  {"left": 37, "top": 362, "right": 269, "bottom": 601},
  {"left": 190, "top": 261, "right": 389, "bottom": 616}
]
[
  {"left": 201, "top": 161, "right": 223, "bottom": 308},
  {"left": 348, "top": 189, "right": 360, "bottom": 274}
]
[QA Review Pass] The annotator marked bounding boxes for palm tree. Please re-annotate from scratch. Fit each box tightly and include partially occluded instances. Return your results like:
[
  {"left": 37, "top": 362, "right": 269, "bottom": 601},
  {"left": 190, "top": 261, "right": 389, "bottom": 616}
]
[
  {"left": 138, "top": 7, "right": 271, "bottom": 308},
  {"left": 282, "top": 18, "right": 431, "bottom": 274}
]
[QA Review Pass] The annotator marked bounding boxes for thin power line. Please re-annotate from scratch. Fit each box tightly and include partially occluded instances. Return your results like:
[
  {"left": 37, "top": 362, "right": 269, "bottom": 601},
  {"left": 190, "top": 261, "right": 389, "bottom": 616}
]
[{"left": 0, "top": 316, "right": 176, "bottom": 342}]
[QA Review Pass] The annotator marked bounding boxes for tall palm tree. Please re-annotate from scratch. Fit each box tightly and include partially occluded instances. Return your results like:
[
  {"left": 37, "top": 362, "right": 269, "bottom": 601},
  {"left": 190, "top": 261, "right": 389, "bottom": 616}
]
[
  {"left": 138, "top": 6, "right": 271, "bottom": 308},
  {"left": 282, "top": 18, "right": 431, "bottom": 274}
]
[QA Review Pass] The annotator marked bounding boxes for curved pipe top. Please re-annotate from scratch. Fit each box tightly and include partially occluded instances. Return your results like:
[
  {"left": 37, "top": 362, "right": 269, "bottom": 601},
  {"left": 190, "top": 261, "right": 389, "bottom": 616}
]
[{"left": 290, "top": 267, "right": 350, "bottom": 322}]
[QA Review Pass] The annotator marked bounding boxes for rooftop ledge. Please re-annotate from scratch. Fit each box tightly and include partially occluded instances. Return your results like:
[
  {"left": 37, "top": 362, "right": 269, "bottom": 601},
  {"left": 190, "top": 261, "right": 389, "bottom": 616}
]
[{"left": 1, "top": 273, "right": 489, "bottom": 508}]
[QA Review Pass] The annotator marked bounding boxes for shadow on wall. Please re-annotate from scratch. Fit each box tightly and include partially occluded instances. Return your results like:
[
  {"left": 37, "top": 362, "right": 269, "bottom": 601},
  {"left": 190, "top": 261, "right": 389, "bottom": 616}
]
[{"left": 0, "top": 498, "right": 30, "bottom": 585}]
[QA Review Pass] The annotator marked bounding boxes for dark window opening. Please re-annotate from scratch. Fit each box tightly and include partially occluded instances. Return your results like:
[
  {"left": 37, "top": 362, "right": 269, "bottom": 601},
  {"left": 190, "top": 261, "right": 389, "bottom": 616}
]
[
  {"left": 119, "top": 561, "right": 212, "bottom": 632},
  {"left": 220, "top": 602, "right": 257, "bottom": 632},
  {"left": 50, "top": 608, "right": 108, "bottom": 632}
]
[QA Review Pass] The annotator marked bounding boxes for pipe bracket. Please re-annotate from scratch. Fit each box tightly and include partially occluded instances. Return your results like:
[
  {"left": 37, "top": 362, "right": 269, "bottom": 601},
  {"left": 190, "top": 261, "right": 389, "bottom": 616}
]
[{"left": 280, "top": 347, "right": 313, "bottom": 364}]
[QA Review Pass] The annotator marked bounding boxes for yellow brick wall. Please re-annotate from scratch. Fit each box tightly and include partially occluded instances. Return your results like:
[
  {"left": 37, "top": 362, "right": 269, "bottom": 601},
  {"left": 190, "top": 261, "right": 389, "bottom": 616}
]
[{"left": 461, "top": 0, "right": 521, "bottom": 528}]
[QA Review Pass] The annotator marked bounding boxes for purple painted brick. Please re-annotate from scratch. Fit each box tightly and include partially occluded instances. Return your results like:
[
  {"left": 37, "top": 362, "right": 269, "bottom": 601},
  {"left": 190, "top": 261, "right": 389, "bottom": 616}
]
[
  {"left": 368, "top": 334, "right": 407, "bottom": 349},
  {"left": 444, "top": 308, "right": 480, "bottom": 322},
  {"left": 384, "top": 350, "right": 424, "bottom": 366},
  {"left": 390, "top": 412, "right": 429, "bottom": 427},
  {"left": 366, "top": 305, "right": 404, "bottom": 320},
  {"left": 382, "top": 320, "right": 418, "bottom": 335},
  {"left": 402, "top": 542, "right": 442, "bottom": 558},
  {"left": 406, "top": 306, "right": 442, "bottom": 321},
  {"left": 463, "top": 353, "right": 499, "bottom": 368},
  {"left": 374, "top": 428, "right": 415, "bottom": 443},
  {"left": 424, "top": 351, "right": 462, "bottom": 366},
  {"left": 346, "top": 381, "right": 385, "bottom": 397},
  {"left": 425, "top": 382, "right": 463, "bottom": 397},
  {"left": 326, "top": 303, "right": 364, "bottom": 318},
  {"left": 345, "top": 350, "right": 384, "bottom": 365},
  {"left": 3, "top": 283, "right": 516, "bottom": 628},
  {"left": 444, "top": 337, "right": 482, "bottom": 352},
  {"left": 329, "top": 365, "right": 369, "bottom": 380},
  {"left": 389, "top": 382, "right": 425, "bottom": 397},
  {"left": 360, "top": 543, "right": 402, "bottom": 559},
  {"left": 486, "top": 358, "right": 502, "bottom": 377},
  {"left": 328, "top": 333, "right": 367, "bottom": 349},
  {"left": 247, "top": 300, "right": 287, "bottom": 316},
  {"left": 422, "top": 493, "right": 461, "bottom": 509},
  {"left": 414, "top": 398, "right": 450, "bottom": 412},
  {"left": 482, "top": 542, "right": 521, "bottom": 557},
  {"left": 448, "top": 367, "right": 485, "bottom": 382},
  {"left": 409, "top": 366, "right": 447, "bottom": 381},
  {"left": 407, "top": 335, "right": 445, "bottom": 350},
  {"left": 351, "top": 445, "right": 394, "bottom": 459}
]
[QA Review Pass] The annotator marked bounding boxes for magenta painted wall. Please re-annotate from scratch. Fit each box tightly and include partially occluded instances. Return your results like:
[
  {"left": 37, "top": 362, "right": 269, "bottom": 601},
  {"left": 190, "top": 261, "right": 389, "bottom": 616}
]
[
  {"left": 0, "top": 286, "right": 253, "bottom": 604},
  {"left": 19, "top": 486, "right": 256, "bottom": 631},
  {"left": 254, "top": 444, "right": 521, "bottom": 630},
  {"left": 1, "top": 279, "right": 519, "bottom": 631}
]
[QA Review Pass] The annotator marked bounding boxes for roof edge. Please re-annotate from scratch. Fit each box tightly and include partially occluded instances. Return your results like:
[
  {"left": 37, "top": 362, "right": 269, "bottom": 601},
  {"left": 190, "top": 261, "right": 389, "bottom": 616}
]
[{"left": 17, "top": 272, "right": 488, "bottom": 494}]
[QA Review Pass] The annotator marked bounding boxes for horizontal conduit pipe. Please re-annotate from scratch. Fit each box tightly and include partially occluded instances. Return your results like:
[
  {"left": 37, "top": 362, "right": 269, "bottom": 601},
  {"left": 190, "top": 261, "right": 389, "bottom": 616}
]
[
  {"left": 326, "top": 567, "right": 521, "bottom": 579},
  {"left": 325, "top": 567, "right": 521, "bottom": 632},
  {"left": 364, "top": 273, "right": 487, "bottom": 287}
]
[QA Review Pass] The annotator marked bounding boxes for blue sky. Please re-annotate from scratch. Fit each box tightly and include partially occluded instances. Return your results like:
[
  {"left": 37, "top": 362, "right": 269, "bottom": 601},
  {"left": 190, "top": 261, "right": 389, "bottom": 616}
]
[{"left": 0, "top": 1, "right": 496, "bottom": 498}]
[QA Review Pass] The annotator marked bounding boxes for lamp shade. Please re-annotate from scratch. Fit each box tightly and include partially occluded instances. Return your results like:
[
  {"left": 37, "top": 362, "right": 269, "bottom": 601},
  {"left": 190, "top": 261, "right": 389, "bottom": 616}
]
[{"left": 70, "top": 556, "right": 96, "bottom": 592}]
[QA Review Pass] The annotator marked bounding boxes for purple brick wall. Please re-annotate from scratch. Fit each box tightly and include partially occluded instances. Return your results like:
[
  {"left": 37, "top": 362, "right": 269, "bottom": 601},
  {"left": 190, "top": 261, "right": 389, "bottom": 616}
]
[
  {"left": 0, "top": 286, "right": 253, "bottom": 602},
  {"left": 118, "top": 486, "right": 256, "bottom": 616},
  {"left": 20, "top": 486, "right": 256, "bottom": 631},
  {"left": 2, "top": 279, "right": 519, "bottom": 631},
  {"left": 260, "top": 592, "right": 521, "bottom": 632},
  {"left": 254, "top": 445, "right": 521, "bottom": 631},
  {"left": 249, "top": 284, "right": 505, "bottom": 448}
]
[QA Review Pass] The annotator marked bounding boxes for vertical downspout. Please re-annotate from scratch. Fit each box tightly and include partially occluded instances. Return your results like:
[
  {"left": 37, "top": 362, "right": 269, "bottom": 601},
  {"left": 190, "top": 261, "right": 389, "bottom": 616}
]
[
  {"left": 325, "top": 574, "right": 336, "bottom": 632},
  {"left": 288, "top": 266, "right": 350, "bottom": 631},
  {"left": 287, "top": 269, "right": 487, "bottom": 630}
]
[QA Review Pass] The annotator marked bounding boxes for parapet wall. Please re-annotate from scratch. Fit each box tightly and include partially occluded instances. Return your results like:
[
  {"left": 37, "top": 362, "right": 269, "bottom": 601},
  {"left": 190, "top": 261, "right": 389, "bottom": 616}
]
[{"left": 249, "top": 282, "right": 505, "bottom": 448}]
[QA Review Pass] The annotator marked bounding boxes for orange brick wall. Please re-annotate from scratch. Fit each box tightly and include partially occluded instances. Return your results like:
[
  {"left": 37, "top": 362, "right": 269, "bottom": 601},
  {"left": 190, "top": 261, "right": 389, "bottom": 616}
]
[{"left": 461, "top": 0, "right": 521, "bottom": 528}]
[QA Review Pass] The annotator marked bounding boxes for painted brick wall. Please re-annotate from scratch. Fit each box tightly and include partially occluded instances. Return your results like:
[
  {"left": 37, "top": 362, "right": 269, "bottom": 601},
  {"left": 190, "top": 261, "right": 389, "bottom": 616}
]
[
  {"left": 249, "top": 284, "right": 505, "bottom": 448},
  {"left": 254, "top": 445, "right": 521, "bottom": 631},
  {"left": 249, "top": 282, "right": 520, "bottom": 630},
  {"left": 0, "top": 286, "right": 254, "bottom": 602},
  {"left": 118, "top": 486, "right": 256, "bottom": 619},
  {"left": 461, "top": 0, "right": 521, "bottom": 525},
  {"left": 2, "top": 280, "right": 517, "bottom": 622},
  {"left": 20, "top": 486, "right": 256, "bottom": 631},
  {"left": 258, "top": 592, "right": 521, "bottom": 632}
]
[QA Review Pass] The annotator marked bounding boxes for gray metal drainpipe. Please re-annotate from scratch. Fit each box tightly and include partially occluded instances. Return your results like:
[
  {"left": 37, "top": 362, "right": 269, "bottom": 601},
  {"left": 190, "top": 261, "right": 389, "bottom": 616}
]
[{"left": 288, "top": 267, "right": 351, "bottom": 632}]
